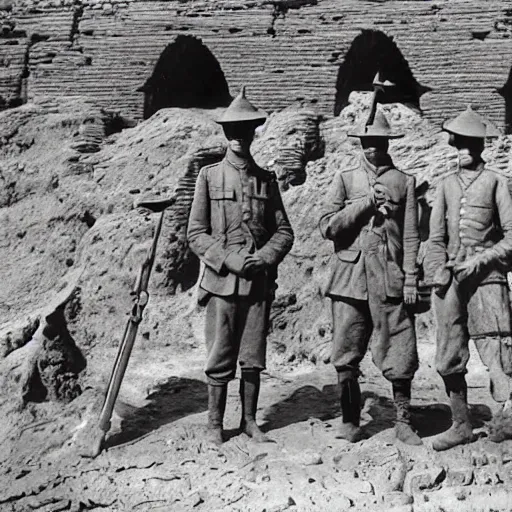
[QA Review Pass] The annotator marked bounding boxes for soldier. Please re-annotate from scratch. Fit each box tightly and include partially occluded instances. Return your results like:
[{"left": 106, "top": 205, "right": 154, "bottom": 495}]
[
  {"left": 319, "top": 108, "right": 422, "bottom": 446},
  {"left": 426, "top": 106, "right": 512, "bottom": 451},
  {"left": 187, "top": 87, "right": 294, "bottom": 445}
]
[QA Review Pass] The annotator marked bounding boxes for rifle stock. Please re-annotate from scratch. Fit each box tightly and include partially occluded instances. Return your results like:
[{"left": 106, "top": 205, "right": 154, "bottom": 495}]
[{"left": 98, "top": 211, "right": 165, "bottom": 433}]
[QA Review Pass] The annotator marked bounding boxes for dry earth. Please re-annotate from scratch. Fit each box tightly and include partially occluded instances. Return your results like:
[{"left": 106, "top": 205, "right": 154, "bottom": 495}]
[{"left": 1, "top": 95, "right": 512, "bottom": 511}]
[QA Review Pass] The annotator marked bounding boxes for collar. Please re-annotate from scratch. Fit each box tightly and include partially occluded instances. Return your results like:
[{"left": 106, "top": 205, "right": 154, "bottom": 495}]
[
  {"left": 458, "top": 160, "right": 485, "bottom": 173},
  {"left": 360, "top": 153, "right": 394, "bottom": 177},
  {"left": 225, "top": 148, "right": 253, "bottom": 171}
]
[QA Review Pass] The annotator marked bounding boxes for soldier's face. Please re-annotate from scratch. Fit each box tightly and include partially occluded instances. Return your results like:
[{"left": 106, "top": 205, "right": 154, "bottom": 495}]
[
  {"left": 360, "top": 137, "right": 389, "bottom": 166},
  {"left": 449, "top": 134, "right": 484, "bottom": 168},
  {"left": 223, "top": 123, "right": 256, "bottom": 156}
]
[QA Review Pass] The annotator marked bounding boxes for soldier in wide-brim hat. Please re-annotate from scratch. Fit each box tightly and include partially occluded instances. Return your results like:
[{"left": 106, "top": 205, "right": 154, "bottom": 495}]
[
  {"left": 426, "top": 105, "right": 512, "bottom": 450},
  {"left": 187, "top": 87, "right": 294, "bottom": 445},
  {"left": 319, "top": 108, "right": 422, "bottom": 445}
]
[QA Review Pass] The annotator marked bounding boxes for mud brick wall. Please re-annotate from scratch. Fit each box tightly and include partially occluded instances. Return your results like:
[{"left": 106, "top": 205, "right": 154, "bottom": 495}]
[{"left": 1, "top": 0, "right": 512, "bottom": 127}]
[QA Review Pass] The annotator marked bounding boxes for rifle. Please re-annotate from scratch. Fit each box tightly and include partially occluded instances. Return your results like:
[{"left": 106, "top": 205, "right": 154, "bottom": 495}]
[
  {"left": 365, "top": 72, "right": 395, "bottom": 128},
  {"left": 98, "top": 197, "right": 175, "bottom": 433}
]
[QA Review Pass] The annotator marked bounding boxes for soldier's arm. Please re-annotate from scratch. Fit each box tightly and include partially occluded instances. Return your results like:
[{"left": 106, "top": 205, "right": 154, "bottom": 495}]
[
  {"left": 319, "top": 172, "right": 373, "bottom": 240},
  {"left": 186, "top": 168, "right": 229, "bottom": 273},
  {"left": 481, "top": 176, "right": 512, "bottom": 267},
  {"left": 424, "top": 181, "right": 447, "bottom": 278},
  {"left": 402, "top": 175, "right": 420, "bottom": 287},
  {"left": 255, "top": 177, "right": 294, "bottom": 266}
]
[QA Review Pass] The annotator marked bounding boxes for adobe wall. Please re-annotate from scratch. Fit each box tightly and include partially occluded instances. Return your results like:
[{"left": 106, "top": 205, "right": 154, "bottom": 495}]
[{"left": 1, "top": 0, "right": 511, "bottom": 127}]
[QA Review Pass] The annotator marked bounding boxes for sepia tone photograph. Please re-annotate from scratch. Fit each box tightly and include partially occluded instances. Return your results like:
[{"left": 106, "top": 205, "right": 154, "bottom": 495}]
[{"left": 1, "top": 0, "right": 512, "bottom": 511}]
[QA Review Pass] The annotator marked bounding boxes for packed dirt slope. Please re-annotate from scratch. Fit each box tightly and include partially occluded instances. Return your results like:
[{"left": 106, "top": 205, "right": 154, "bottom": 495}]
[{"left": 1, "top": 95, "right": 512, "bottom": 511}]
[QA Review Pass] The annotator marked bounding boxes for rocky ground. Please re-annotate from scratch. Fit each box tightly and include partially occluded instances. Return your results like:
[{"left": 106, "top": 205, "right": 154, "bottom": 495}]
[{"left": 1, "top": 94, "right": 512, "bottom": 511}]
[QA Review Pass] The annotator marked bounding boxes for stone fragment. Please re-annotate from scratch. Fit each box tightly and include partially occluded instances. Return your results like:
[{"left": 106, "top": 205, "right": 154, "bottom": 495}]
[
  {"left": 343, "top": 479, "right": 374, "bottom": 501},
  {"left": 445, "top": 467, "right": 474, "bottom": 486},
  {"left": 292, "top": 450, "right": 322, "bottom": 466},
  {"left": 474, "top": 467, "right": 503, "bottom": 485},
  {"left": 470, "top": 450, "right": 489, "bottom": 467},
  {"left": 332, "top": 495, "right": 352, "bottom": 509},
  {"left": 403, "top": 466, "right": 445, "bottom": 494},
  {"left": 381, "top": 491, "right": 413, "bottom": 507},
  {"left": 386, "top": 506, "right": 413, "bottom": 512}
]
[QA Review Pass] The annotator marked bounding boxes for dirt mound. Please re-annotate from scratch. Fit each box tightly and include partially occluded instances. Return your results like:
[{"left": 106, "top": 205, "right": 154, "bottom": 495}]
[{"left": 2, "top": 94, "right": 512, "bottom": 511}]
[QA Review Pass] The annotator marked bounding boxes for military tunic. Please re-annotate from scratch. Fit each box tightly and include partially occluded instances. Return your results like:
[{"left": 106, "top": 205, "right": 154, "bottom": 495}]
[
  {"left": 320, "top": 155, "right": 420, "bottom": 382},
  {"left": 426, "top": 165, "right": 512, "bottom": 398},
  {"left": 187, "top": 151, "right": 294, "bottom": 385}
]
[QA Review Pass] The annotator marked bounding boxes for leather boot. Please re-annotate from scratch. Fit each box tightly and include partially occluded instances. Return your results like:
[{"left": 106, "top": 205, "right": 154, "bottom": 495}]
[
  {"left": 336, "top": 374, "right": 362, "bottom": 442},
  {"left": 432, "top": 374, "right": 474, "bottom": 451},
  {"left": 206, "top": 384, "right": 227, "bottom": 446},
  {"left": 392, "top": 379, "right": 422, "bottom": 446},
  {"left": 240, "top": 369, "right": 272, "bottom": 442}
]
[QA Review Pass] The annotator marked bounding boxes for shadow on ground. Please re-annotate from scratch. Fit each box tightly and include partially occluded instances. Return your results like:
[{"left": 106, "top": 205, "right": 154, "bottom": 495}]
[
  {"left": 106, "top": 376, "right": 208, "bottom": 447},
  {"left": 262, "top": 384, "right": 492, "bottom": 439}
]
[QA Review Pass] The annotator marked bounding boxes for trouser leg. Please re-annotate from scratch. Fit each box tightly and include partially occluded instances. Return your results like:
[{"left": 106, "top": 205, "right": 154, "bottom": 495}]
[
  {"left": 331, "top": 298, "right": 372, "bottom": 376},
  {"left": 433, "top": 279, "right": 470, "bottom": 378},
  {"left": 237, "top": 284, "right": 272, "bottom": 442},
  {"left": 331, "top": 298, "right": 371, "bottom": 442},
  {"left": 204, "top": 295, "right": 241, "bottom": 385},
  {"left": 367, "top": 295, "right": 419, "bottom": 382},
  {"left": 469, "top": 283, "right": 512, "bottom": 402},
  {"left": 203, "top": 295, "right": 240, "bottom": 444}
]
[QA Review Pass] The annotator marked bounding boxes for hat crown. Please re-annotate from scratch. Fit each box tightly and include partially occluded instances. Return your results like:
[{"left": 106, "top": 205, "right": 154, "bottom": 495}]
[
  {"left": 217, "top": 86, "right": 267, "bottom": 124},
  {"left": 348, "top": 107, "right": 404, "bottom": 139},
  {"left": 366, "top": 109, "right": 392, "bottom": 133},
  {"left": 443, "top": 105, "right": 487, "bottom": 138}
]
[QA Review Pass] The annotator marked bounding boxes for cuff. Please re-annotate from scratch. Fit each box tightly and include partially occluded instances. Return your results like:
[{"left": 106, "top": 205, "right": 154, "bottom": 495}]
[
  {"left": 255, "top": 248, "right": 274, "bottom": 266},
  {"left": 404, "top": 273, "right": 417, "bottom": 288}
]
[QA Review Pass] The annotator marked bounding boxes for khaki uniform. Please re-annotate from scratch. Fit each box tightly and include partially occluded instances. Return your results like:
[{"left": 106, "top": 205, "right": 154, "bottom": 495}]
[
  {"left": 321, "top": 155, "right": 420, "bottom": 381},
  {"left": 426, "top": 165, "right": 512, "bottom": 399},
  {"left": 187, "top": 153, "right": 293, "bottom": 385}
]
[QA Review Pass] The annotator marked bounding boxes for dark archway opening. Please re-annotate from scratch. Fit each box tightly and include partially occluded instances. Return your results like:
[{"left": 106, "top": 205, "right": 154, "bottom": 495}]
[
  {"left": 138, "top": 35, "right": 232, "bottom": 120},
  {"left": 334, "top": 29, "right": 431, "bottom": 116},
  {"left": 498, "top": 68, "right": 512, "bottom": 134}
]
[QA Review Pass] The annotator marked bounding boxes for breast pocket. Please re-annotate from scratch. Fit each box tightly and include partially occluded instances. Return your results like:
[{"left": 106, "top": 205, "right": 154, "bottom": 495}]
[
  {"left": 210, "top": 186, "right": 236, "bottom": 201},
  {"left": 465, "top": 203, "right": 493, "bottom": 227},
  {"left": 209, "top": 186, "right": 237, "bottom": 231}
]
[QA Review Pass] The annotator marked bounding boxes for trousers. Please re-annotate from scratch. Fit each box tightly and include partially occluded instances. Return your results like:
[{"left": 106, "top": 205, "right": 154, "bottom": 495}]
[
  {"left": 434, "top": 278, "right": 512, "bottom": 401},
  {"left": 331, "top": 295, "right": 419, "bottom": 382},
  {"left": 204, "top": 284, "right": 270, "bottom": 386}
]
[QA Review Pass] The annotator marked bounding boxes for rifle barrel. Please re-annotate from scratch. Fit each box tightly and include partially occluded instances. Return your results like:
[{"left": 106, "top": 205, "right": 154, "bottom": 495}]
[
  {"left": 98, "top": 319, "right": 139, "bottom": 432},
  {"left": 98, "top": 209, "right": 166, "bottom": 435}
]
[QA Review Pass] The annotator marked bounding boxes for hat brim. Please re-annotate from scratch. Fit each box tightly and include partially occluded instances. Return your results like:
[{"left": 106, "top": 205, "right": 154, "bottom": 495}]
[
  {"left": 348, "top": 132, "right": 404, "bottom": 139},
  {"left": 442, "top": 122, "right": 486, "bottom": 139},
  {"left": 215, "top": 112, "right": 267, "bottom": 125}
]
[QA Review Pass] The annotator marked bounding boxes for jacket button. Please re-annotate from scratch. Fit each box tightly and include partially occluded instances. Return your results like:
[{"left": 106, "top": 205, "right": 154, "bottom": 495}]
[
  {"left": 460, "top": 197, "right": 466, "bottom": 204},
  {"left": 460, "top": 208, "right": 465, "bottom": 215}
]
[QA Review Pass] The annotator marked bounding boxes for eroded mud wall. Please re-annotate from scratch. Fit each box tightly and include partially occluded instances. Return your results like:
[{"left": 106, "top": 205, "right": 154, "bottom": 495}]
[{"left": 0, "top": 1, "right": 511, "bottom": 125}]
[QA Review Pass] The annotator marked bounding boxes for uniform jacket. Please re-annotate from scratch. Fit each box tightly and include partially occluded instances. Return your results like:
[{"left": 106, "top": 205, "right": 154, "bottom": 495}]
[
  {"left": 187, "top": 152, "right": 294, "bottom": 299},
  {"left": 320, "top": 155, "right": 419, "bottom": 301},
  {"left": 425, "top": 164, "right": 512, "bottom": 284}
]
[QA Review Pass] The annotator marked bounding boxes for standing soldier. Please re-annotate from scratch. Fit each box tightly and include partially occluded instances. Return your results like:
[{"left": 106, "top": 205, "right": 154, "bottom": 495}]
[
  {"left": 426, "top": 106, "right": 512, "bottom": 451},
  {"left": 187, "top": 87, "right": 294, "bottom": 445},
  {"left": 320, "top": 108, "right": 422, "bottom": 445}
]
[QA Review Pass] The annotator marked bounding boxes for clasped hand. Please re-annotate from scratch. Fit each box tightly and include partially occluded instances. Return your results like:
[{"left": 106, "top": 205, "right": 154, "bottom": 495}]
[
  {"left": 371, "top": 183, "right": 394, "bottom": 217},
  {"left": 453, "top": 258, "right": 479, "bottom": 283},
  {"left": 224, "top": 251, "right": 266, "bottom": 278}
]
